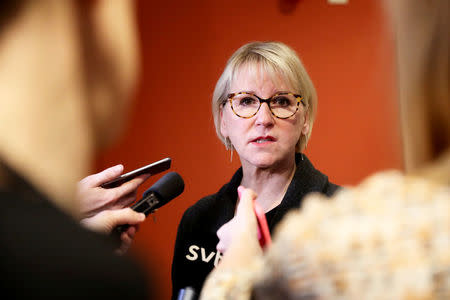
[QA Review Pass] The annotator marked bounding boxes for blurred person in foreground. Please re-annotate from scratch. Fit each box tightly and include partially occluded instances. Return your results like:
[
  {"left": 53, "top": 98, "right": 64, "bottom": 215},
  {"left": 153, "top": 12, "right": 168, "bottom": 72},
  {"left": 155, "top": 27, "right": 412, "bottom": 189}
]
[
  {"left": 171, "top": 41, "right": 340, "bottom": 298},
  {"left": 200, "top": 0, "right": 449, "bottom": 299},
  {"left": 0, "top": 0, "right": 151, "bottom": 298}
]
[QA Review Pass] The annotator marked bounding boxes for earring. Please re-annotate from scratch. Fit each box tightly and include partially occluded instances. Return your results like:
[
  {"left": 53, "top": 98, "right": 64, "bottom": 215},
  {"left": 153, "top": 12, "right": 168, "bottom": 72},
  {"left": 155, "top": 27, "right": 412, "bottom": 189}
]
[{"left": 226, "top": 137, "right": 233, "bottom": 162}]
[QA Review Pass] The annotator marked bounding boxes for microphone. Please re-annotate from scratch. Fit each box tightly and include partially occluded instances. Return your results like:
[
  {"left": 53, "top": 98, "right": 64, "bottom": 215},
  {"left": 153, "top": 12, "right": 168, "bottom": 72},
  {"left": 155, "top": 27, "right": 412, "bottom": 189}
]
[
  {"left": 112, "top": 171, "right": 184, "bottom": 240},
  {"left": 131, "top": 171, "right": 184, "bottom": 216},
  {"left": 177, "top": 287, "right": 197, "bottom": 300}
]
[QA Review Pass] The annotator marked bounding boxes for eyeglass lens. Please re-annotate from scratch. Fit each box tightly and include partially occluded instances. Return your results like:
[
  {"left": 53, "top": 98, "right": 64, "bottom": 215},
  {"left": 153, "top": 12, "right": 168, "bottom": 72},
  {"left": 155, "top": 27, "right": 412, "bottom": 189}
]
[{"left": 231, "top": 93, "right": 298, "bottom": 118}]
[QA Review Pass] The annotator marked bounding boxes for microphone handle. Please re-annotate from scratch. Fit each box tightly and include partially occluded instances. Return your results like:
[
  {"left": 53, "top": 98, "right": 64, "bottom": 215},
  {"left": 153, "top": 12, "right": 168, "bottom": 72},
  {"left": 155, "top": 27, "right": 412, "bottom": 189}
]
[
  {"left": 112, "top": 223, "right": 130, "bottom": 242},
  {"left": 111, "top": 192, "right": 161, "bottom": 247}
]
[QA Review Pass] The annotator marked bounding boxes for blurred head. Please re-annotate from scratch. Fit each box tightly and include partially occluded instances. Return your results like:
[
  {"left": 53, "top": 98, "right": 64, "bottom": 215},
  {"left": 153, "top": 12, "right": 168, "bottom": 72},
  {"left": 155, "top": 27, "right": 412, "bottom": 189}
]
[
  {"left": 387, "top": 0, "right": 449, "bottom": 172},
  {"left": 0, "top": 0, "right": 140, "bottom": 148},
  {"left": 0, "top": 0, "right": 140, "bottom": 213},
  {"left": 212, "top": 41, "right": 317, "bottom": 153},
  {"left": 77, "top": 0, "right": 140, "bottom": 148}
]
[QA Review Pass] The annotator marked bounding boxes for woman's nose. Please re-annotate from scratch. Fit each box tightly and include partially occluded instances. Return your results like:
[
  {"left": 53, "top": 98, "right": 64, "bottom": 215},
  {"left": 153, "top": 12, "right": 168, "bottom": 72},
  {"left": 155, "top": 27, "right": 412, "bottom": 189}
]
[{"left": 255, "top": 102, "right": 275, "bottom": 126}]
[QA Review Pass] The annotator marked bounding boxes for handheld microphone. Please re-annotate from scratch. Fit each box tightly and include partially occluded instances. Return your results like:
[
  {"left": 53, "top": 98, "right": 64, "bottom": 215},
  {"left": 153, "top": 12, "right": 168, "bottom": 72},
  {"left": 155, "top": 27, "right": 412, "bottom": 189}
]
[{"left": 112, "top": 171, "right": 184, "bottom": 240}]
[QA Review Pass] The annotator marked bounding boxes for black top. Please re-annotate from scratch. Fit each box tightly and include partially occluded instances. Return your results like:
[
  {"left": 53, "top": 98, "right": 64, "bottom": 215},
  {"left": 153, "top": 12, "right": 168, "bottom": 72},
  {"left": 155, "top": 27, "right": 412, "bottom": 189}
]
[
  {"left": 0, "top": 162, "right": 150, "bottom": 299},
  {"left": 171, "top": 154, "right": 339, "bottom": 298}
]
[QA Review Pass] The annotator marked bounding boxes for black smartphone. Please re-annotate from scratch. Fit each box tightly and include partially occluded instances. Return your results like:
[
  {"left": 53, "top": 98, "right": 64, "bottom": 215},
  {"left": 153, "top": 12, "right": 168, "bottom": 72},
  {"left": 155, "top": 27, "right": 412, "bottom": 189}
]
[{"left": 100, "top": 157, "right": 171, "bottom": 189}]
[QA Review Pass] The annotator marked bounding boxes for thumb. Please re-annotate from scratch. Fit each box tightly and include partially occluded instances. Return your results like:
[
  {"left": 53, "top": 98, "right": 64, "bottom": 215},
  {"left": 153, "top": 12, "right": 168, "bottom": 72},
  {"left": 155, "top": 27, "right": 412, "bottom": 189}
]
[
  {"left": 110, "top": 208, "right": 146, "bottom": 227},
  {"left": 236, "top": 186, "right": 257, "bottom": 221},
  {"left": 88, "top": 164, "right": 124, "bottom": 187},
  {"left": 82, "top": 208, "right": 145, "bottom": 234}
]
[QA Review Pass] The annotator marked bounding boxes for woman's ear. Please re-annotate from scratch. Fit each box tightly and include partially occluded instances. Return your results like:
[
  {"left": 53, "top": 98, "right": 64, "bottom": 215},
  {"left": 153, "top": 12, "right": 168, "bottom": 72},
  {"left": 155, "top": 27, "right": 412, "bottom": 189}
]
[
  {"left": 220, "top": 108, "right": 228, "bottom": 138},
  {"left": 301, "top": 110, "right": 310, "bottom": 136}
]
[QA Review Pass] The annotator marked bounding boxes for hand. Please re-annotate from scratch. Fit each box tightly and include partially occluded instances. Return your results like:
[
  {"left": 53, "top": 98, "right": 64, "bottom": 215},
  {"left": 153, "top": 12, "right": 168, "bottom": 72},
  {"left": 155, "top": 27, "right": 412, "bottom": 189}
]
[
  {"left": 80, "top": 207, "right": 145, "bottom": 255},
  {"left": 77, "top": 164, "right": 150, "bottom": 218},
  {"left": 215, "top": 186, "right": 262, "bottom": 268},
  {"left": 200, "top": 186, "right": 264, "bottom": 299}
]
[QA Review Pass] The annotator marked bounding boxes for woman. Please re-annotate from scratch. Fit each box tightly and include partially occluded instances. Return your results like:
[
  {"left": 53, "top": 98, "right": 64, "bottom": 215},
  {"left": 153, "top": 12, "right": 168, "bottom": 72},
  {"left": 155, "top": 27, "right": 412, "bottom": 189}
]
[
  {"left": 200, "top": 0, "right": 450, "bottom": 299},
  {"left": 171, "top": 41, "right": 340, "bottom": 298}
]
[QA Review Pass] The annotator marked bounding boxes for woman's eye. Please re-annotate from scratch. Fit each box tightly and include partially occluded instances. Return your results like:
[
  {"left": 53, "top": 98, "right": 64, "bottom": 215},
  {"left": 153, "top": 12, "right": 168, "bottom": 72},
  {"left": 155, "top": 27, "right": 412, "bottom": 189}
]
[
  {"left": 239, "top": 97, "right": 257, "bottom": 106},
  {"left": 272, "top": 96, "right": 291, "bottom": 107}
]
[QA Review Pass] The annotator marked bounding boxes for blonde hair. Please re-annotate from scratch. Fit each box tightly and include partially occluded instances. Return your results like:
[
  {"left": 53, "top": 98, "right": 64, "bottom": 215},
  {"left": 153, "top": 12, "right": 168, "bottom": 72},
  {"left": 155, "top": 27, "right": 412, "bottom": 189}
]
[{"left": 212, "top": 41, "right": 317, "bottom": 153}]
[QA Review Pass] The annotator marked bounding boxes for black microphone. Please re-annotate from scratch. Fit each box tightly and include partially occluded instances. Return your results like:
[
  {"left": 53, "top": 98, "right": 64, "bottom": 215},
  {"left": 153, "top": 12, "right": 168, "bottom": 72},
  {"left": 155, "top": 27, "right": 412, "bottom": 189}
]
[{"left": 112, "top": 171, "right": 184, "bottom": 240}]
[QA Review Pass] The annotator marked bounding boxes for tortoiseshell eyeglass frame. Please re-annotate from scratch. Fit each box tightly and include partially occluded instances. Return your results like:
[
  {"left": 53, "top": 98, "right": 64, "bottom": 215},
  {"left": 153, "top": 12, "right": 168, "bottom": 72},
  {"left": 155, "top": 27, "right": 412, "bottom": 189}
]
[{"left": 225, "top": 92, "right": 305, "bottom": 119}]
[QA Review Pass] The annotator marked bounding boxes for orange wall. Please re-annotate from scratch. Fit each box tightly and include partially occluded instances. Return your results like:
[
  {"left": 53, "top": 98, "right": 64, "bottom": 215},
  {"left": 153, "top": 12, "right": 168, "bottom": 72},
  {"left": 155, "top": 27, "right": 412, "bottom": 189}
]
[{"left": 96, "top": 1, "right": 402, "bottom": 299}]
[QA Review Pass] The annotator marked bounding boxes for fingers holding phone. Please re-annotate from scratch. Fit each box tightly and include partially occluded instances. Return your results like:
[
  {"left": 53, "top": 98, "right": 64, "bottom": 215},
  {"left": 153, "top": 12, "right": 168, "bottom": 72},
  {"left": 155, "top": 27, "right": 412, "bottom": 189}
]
[
  {"left": 77, "top": 165, "right": 150, "bottom": 218},
  {"left": 105, "top": 173, "right": 151, "bottom": 209},
  {"left": 77, "top": 158, "right": 171, "bottom": 218},
  {"left": 80, "top": 164, "right": 125, "bottom": 188}
]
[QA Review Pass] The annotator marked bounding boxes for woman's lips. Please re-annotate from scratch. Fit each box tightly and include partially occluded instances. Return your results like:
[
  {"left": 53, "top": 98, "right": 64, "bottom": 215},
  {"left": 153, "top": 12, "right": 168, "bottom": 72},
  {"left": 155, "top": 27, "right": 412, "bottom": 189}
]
[{"left": 250, "top": 136, "right": 276, "bottom": 144}]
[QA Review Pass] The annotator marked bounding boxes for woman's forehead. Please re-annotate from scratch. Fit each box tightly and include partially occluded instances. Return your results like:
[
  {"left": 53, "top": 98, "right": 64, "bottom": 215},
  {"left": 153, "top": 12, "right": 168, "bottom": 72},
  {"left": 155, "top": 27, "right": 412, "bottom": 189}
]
[{"left": 231, "top": 63, "right": 293, "bottom": 91}]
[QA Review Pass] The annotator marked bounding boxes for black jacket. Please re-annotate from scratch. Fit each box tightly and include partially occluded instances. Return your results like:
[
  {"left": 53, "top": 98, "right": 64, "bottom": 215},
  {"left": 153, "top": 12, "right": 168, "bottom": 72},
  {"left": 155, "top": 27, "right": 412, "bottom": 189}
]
[
  {"left": 0, "top": 162, "right": 150, "bottom": 299},
  {"left": 171, "top": 154, "right": 339, "bottom": 298}
]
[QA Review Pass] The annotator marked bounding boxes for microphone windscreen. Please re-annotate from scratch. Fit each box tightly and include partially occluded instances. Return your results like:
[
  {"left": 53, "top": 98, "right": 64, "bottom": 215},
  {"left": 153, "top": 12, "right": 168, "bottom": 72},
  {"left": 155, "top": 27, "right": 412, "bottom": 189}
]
[{"left": 144, "top": 171, "right": 185, "bottom": 203}]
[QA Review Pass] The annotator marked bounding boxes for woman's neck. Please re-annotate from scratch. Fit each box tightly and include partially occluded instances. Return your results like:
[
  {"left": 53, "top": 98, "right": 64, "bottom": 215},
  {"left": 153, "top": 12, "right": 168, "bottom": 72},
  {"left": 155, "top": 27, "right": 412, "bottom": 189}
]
[{"left": 240, "top": 158, "right": 297, "bottom": 212}]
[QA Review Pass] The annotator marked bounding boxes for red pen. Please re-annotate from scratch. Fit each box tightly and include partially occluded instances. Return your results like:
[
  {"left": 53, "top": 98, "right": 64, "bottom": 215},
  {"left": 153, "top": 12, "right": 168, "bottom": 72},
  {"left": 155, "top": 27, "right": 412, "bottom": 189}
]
[{"left": 252, "top": 200, "right": 272, "bottom": 248}]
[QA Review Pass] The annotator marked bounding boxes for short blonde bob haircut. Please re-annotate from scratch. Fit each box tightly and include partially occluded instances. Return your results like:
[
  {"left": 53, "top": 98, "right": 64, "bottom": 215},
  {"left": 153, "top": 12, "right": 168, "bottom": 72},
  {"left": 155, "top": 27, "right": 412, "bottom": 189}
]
[{"left": 212, "top": 41, "right": 317, "bottom": 153}]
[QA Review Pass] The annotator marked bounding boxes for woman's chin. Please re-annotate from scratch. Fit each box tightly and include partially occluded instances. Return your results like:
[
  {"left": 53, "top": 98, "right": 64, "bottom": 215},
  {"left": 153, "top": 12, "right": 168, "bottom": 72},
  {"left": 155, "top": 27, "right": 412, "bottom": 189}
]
[
  {"left": 240, "top": 150, "right": 298, "bottom": 171},
  {"left": 243, "top": 155, "right": 281, "bottom": 170}
]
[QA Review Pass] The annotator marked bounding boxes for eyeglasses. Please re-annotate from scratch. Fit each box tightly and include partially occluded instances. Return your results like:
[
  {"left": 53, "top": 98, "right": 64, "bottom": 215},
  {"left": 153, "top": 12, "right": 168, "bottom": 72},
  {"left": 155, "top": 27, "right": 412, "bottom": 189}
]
[{"left": 226, "top": 92, "right": 305, "bottom": 119}]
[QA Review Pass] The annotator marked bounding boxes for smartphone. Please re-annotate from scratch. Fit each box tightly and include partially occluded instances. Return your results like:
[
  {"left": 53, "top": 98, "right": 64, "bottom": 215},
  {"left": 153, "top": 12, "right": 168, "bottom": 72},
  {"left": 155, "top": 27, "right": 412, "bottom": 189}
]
[
  {"left": 253, "top": 201, "right": 272, "bottom": 248},
  {"left": 101, "top": 157, "right": 171, "bottom": 188}
]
